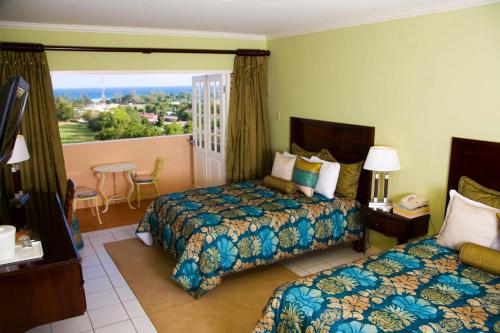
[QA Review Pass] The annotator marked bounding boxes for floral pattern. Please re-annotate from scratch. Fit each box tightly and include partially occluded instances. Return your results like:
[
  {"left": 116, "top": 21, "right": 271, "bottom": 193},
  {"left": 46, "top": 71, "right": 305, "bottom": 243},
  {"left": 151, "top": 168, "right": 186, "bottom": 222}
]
[
  {"left": 254, "top": 237, "right": 500, "bottom": 332},
  {"left": 136, "top": 180, "right": 362, "bottom": 297}
]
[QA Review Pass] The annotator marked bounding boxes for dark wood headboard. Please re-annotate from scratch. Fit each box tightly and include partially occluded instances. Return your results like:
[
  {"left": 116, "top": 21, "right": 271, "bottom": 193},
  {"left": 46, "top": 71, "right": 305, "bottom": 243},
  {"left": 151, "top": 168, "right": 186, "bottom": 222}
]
[
  {"left": 290, "top": 117, "right": 375, "bottom": 204},
  {"left": 447, "top": 137, "right": 500, "bottom": 205}
]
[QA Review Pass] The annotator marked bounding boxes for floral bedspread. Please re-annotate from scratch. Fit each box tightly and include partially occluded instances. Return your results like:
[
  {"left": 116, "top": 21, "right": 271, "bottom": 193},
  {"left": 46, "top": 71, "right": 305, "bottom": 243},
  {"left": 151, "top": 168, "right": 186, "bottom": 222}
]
[
  {"left": 253, "top": 237, "right": 500, "bottom": 333},
  {"left": 136, "top": 181, "right": 362, "bottom": 297}
]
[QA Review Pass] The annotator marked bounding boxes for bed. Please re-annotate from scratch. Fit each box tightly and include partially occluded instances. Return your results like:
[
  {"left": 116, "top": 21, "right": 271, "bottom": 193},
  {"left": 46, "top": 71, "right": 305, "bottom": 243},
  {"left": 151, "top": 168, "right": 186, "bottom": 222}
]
[
  {"left": 253, "top": 137, "right": 500, "bottom": 332},
  {"left": 136, "top": 117, "right": 375, "bottom": 297}
]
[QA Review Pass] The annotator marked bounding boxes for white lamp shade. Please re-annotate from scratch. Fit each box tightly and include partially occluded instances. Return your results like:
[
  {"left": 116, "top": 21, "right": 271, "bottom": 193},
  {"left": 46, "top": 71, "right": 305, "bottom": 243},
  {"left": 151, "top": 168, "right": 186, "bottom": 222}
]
[
  {"left": 7, "top": 135, "right": 30, "bottom": 164},
  {"left": 363, "top": 146, "right": 401, "bottom": 172}
]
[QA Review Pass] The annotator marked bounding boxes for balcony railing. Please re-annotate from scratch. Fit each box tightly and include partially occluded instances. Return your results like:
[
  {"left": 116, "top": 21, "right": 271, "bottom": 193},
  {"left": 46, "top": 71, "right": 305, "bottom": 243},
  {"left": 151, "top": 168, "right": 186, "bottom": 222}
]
[{"left": 63, "top": 134, "right": 194, "bottom": 209}]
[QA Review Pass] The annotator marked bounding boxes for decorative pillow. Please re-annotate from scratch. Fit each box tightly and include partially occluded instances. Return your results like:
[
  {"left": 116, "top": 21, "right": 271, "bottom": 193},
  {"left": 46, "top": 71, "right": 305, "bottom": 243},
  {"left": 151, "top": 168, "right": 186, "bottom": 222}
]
[
  {"left": 290, "top": 143, "right": 321, "bottom": 159},
  {"left": 458, "top": 176, "right": 500, "bottom": 209},
  {"left": 271, "top": 152, "right": 296, "bottom": 181},
  {"left": 319, "top": 149, "right": 364, "bottom": 200},
  {"left": 292, "top": 158, "right": 322, "bottom": 197},
  {"left": 460, "top": 243, "right": 500, "bottom": 275},
  {"left": 71, "top": 214, "right": 83, "bottom": 250},
  {"left": 309, "top": 156, "right": 340, "bottom": 199},
  {"left": 437, "top": 190, "right": 500, "bottom": 250},
  {"left": 263, "top": 175, "right": 297, "bottom": 195}
]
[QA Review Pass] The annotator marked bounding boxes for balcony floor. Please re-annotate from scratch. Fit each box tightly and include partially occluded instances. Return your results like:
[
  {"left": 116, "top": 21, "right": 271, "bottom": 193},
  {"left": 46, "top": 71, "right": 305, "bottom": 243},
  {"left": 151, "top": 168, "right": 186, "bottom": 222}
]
[{"left": 76, "top": 199, "right": 153, "bottom": 233}]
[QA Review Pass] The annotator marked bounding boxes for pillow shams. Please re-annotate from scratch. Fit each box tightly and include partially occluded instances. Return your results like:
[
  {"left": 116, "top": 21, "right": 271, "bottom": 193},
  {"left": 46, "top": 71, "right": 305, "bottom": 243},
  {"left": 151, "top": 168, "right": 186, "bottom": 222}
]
[
  {"left": 309, "top": 156, "right": 340, "bottom": 199},
  {"left": 292, "top": 158, "right": 322, "bottom": 197},
  {"left": 437, "top": 190, "right": 500, "bottom": 250},
  {"left": 458, "top": 176, "right": 500, "bottom": 209},
  {"left": 271, "top": 152, "right": 296, "bottom": 181}
]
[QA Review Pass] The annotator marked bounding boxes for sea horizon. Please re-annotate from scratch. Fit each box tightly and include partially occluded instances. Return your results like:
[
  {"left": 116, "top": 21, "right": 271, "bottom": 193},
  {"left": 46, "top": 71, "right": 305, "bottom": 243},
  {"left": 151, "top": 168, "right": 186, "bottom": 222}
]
[{"left": 53, "top": 85, "right": 192, "bottom": 100}]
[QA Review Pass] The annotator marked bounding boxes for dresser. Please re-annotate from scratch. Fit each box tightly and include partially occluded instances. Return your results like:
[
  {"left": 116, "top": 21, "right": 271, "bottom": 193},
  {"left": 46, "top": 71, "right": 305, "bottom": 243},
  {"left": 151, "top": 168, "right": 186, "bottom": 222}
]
[{"left": 0, "top": 193, "right": 86, "bottom": 333}]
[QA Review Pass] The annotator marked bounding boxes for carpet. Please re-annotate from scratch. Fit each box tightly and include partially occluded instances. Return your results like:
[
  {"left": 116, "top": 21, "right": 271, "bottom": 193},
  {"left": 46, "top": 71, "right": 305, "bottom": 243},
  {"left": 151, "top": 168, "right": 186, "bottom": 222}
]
[{"left": 104, "top": 238, "right": 299, "bottom": 332}]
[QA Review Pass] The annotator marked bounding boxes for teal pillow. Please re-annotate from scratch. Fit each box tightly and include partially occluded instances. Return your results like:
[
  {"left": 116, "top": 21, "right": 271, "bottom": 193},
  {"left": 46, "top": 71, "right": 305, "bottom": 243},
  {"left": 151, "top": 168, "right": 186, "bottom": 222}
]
[
  {"left": 71, "top": 214, "right": 84, "bottom": 250},
  {"left": 292, "top": 157, "right": 322, "bottom": 197}
]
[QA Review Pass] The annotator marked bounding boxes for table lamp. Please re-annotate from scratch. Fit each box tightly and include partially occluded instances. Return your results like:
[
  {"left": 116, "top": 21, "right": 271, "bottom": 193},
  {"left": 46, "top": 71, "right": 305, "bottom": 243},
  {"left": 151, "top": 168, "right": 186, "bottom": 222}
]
[
  {"left": 7, "top": 135, "right": 30, "bottom": 205},
  {"left": 363, "top": 146, "right": 401, "bottom": 211}
]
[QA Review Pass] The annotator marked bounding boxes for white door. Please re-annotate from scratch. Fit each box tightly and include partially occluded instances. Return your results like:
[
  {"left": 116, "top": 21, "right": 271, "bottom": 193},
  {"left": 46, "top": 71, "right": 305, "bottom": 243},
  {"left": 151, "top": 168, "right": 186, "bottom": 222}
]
[{"left": 192, "top": 74, "right": 229, "bottom": 187}]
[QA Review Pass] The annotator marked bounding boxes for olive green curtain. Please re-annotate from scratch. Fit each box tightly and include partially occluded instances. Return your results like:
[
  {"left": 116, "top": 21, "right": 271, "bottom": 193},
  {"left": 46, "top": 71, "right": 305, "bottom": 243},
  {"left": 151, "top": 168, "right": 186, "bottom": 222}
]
[
  {"left": 226, "top": 56, "right": 271, "bottom": 183},
  {"left": 1, "top": 51, "right": 67, "bottom": 197}
]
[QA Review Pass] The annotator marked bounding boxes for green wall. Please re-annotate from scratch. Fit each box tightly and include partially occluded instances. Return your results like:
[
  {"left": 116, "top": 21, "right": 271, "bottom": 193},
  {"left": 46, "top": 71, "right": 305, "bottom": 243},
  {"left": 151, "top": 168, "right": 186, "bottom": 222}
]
[
  {"left": 1, "top": 4, "right": 499, "bottom": 249},
  {"left": 0, "top": 28, "right": 266, "bottom": 70},
  {"left": 267, "top": 3, "right": 500, "bottom": 248}
]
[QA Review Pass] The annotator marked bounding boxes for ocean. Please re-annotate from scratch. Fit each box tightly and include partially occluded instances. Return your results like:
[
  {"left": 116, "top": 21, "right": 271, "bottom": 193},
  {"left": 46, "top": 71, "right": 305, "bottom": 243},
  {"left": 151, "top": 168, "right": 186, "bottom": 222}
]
[{"left": 53, "top": 86, "right": 192, "bottom": 100}]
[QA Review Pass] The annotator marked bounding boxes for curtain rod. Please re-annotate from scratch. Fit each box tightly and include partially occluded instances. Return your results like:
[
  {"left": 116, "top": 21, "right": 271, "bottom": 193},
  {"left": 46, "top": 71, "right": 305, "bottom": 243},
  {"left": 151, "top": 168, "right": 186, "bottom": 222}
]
[{"left": 0, "top": 42, "right": 270, "bottom": 56}]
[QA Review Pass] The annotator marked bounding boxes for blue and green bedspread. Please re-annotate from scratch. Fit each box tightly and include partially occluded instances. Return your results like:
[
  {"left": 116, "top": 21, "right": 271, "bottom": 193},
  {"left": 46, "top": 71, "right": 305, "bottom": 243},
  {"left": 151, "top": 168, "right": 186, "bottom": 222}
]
[
  {"left": 136, "top": 180, "right": 362, "bottom": 297},
  {"left": 253, "top": 237, "right": 500, "bottom": 333}
]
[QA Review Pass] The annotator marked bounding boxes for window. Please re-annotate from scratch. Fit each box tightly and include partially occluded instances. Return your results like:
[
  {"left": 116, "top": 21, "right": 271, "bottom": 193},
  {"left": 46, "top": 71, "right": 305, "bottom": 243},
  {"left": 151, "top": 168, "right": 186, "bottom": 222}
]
[{"left": 51, "top": 72, "right": 196, "bottom": 144}]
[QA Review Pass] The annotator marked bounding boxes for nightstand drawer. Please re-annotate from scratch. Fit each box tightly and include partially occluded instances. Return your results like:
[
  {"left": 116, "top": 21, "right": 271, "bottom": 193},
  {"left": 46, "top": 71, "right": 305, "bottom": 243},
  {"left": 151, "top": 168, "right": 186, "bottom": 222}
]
[
  {"left": 361, "top": 206, "right": 430, "bottom": 245},
  {"left": 364, "top": 215, "right": 386, "bottom": 233}
]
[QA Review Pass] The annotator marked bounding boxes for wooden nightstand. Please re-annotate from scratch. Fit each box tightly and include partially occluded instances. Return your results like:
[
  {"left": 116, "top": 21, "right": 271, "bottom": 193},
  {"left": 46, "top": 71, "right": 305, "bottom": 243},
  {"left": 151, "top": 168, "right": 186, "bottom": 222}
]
[{"left": 361, "top": 205, "right": 430, "bottom": 245}]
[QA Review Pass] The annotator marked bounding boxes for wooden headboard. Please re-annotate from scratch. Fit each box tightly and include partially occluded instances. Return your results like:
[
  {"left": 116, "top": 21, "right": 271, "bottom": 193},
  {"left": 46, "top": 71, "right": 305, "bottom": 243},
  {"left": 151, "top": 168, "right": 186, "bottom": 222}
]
[
  {"left": 447, "top": 137, "right": 500, "bottom": 205},
  {"left": 290, "top": 117, "right": 375, "bottom": 204}
]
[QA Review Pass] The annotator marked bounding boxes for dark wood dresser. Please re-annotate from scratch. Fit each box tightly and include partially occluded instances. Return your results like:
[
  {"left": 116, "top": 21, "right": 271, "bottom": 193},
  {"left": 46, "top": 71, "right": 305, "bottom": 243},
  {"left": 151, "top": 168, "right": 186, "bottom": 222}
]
[{"left": 0, "top": 193, "right": 86, "bottom": 333}]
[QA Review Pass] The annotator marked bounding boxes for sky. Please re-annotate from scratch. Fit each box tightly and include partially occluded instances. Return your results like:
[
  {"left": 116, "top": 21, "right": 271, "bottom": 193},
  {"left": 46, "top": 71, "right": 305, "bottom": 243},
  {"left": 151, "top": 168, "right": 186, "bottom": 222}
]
[{"left": 51, "top": 72, "right": 197, "bottom": 89}]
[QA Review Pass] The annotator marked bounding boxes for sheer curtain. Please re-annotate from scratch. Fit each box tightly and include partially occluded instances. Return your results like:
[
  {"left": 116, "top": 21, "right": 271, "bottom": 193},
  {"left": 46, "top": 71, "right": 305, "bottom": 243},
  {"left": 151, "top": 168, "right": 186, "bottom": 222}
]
[
  {"left": 226, "top": 56, "right": 271, "bottom": 183},
  {"left": 1, "top": 50, "right": 67, "bottom": 197}
]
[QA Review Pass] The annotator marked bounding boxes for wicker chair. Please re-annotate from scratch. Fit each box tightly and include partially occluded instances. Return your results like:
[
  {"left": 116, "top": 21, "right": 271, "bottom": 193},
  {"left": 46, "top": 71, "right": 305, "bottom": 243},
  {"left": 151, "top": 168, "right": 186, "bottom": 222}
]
[{"left": 133, "top": 157, "right": 165, "bottom": 208}]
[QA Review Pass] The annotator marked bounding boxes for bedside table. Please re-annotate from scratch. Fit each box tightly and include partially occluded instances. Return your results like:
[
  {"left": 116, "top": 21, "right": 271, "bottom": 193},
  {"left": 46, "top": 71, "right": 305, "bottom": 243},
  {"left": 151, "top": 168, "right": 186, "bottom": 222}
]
[{"left": 361, "top": 205, "right": 430, "bottom": 245}]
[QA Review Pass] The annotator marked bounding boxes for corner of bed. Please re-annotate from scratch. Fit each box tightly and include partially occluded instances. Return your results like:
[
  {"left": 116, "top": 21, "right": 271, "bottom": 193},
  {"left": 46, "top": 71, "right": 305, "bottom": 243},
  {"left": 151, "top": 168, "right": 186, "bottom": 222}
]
[{"left": 253, "top": 136, "right": 500, "bottom": 333}]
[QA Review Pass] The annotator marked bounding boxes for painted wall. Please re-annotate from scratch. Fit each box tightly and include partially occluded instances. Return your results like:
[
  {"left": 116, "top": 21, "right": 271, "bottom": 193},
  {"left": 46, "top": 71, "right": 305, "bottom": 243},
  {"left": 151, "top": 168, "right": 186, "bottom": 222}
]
[
  {"left": 0, "top": 28, "right": 266, "bottom": 70},
  {"left": 63, "top": 135, "right": 193, "bottom": 209},
  {"left": 267, "top": 3, "right": 500, "bottom": 248}
]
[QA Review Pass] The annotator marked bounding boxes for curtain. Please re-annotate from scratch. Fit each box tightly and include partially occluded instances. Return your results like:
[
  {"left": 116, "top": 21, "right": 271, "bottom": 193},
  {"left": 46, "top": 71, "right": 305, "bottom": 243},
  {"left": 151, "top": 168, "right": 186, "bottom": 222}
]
[
  {"left": 1, "top": 50, "right": 67, "bottom": 197},
  {"left": 226, "top": 56, "right": 272, "bottom": 183}
]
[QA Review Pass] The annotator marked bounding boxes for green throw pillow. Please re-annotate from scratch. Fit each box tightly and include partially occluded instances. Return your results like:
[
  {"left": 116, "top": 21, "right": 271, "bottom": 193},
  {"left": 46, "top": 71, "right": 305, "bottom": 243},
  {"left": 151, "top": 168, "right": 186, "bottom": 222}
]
[
  {"left": 292, "top": 157, "right": 322, "bottom": 197},
  {"left": 263, "top": 175, "right": 297, "bottom": 195},
  {"left": 459, "top": 242, "right": 500, "bottom": 275},
  {"left": 320, "top": 149, "right": 363, "bottom": 200},
  {"left": 458, "top": 176, "right": 500, "bottom": 209},
  {"left": 291, "top": 143, "right": 322, "bottom": 159}
]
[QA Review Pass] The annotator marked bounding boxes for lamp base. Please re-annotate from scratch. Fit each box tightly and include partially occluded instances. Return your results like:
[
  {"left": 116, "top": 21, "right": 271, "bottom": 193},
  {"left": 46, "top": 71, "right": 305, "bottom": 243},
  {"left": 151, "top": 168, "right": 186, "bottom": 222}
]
[
  {"left": 10, "top": 192, "right": 30, "bottom": 207},
  {"left": 368, "top": 200, "right": 393, "bottom": 212}
]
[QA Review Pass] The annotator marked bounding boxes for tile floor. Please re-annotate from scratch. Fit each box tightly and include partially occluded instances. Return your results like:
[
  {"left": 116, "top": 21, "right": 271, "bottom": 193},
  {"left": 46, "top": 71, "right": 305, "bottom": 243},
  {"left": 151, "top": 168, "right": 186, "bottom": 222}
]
[{"left": 26, "top": 224, "right": 381, "bottom": 333}]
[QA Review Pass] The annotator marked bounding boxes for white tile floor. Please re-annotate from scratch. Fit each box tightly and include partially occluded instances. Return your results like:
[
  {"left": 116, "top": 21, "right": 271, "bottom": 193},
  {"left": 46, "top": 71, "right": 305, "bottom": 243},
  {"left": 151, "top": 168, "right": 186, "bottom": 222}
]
[{"left": 26, "top": 224, "right": 381, "bottom": 333}]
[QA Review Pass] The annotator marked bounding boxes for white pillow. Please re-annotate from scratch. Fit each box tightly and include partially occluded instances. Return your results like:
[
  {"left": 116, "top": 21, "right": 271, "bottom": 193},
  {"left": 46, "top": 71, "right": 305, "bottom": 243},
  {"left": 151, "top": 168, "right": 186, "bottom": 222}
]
[
  {"left": 271, "top": 152, "right": 296, "bottom": 181},
  {"left": 437, "top": 190, "right": 500, "bottom": 250},
  {"left": 309, "top": 156, "right": 340, "bottom": 199}
]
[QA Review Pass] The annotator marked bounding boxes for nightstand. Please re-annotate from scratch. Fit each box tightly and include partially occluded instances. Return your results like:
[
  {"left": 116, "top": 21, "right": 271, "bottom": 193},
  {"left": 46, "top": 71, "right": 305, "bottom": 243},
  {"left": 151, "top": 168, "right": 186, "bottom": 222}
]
[{"left": 361, "top": 205, "right": 430, "bottom": 245}]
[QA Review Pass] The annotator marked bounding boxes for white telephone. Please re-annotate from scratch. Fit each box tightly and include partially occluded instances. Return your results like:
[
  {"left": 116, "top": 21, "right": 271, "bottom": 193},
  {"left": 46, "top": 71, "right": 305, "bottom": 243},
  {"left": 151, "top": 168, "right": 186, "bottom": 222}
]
[{"left": 399, "top": 194, "right": 429, "bottom": 210}]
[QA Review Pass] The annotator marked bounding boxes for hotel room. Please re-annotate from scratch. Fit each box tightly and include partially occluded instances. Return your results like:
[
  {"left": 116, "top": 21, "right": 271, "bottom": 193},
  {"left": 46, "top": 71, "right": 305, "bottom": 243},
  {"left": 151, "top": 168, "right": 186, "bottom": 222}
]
[{"left": 0, "top": 1, "right": 499, "bottom": 332}]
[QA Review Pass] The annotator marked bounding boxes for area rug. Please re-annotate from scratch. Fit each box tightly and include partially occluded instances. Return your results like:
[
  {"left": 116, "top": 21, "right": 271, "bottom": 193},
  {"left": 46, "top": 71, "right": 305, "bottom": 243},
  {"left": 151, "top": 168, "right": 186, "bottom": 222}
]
[{"left": 104, "top": 238, "right": 299, "bottom": 332}]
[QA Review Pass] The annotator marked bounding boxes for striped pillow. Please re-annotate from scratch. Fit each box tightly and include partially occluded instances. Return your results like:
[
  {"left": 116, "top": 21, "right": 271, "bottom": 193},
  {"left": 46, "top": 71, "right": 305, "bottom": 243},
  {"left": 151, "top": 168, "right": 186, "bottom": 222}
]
[{"left": 292, "top": 157, "right": 322, "bottom": 197}]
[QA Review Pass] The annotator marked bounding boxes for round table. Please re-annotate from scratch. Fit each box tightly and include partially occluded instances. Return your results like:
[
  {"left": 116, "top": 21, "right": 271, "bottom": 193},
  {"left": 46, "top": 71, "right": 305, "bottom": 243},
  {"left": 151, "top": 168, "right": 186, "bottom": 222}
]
[{"left": 92, "top": 162, "right": 136, "bottom": 213}]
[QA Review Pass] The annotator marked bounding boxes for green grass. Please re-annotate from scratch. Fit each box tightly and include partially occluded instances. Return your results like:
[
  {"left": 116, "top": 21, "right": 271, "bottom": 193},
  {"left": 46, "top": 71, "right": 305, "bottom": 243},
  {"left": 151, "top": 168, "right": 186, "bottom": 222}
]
[{"left": 58, "top": 122, "right": 95, "bottom": 144}]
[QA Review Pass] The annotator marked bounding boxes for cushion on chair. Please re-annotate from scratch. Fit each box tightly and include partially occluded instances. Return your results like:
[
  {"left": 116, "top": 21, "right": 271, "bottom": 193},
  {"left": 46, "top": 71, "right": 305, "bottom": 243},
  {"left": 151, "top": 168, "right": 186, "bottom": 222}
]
[
  {"left": 133, "top": 175, "right": 154, "bottom": 183},
  {"left": 75, "top": 187, "right": 98, "bottom": 198}
]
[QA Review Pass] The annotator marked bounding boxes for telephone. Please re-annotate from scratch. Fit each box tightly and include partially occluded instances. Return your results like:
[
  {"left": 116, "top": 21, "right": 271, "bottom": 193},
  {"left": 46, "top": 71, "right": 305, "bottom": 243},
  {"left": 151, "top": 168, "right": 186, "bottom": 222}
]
[{"left": 399, "top": 194, "right": 429, "bottom": 210}]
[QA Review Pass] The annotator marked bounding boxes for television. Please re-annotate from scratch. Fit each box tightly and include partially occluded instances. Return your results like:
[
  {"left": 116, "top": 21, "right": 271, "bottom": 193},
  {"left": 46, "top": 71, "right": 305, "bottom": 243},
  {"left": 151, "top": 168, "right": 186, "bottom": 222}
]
[{"left": 0, "top": 76, "right": 29, "bottom": 166}]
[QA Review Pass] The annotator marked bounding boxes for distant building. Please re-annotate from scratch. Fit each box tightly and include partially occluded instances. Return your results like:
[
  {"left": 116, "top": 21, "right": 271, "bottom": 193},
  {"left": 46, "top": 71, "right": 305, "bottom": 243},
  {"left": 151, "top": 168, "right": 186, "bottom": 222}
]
[
  {"left": 140, "top": 112, "right": 158, "bottom": 124},
  {"left": 165, "top": 115, "right": 179, "bottom": 122}
]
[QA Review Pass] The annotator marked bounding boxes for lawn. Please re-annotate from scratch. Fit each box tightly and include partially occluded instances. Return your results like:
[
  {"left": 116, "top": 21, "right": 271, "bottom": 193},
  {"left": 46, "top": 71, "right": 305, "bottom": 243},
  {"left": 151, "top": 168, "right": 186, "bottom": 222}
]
[{"left": 58, "top": 122, "right": 95, "bottom": 144}]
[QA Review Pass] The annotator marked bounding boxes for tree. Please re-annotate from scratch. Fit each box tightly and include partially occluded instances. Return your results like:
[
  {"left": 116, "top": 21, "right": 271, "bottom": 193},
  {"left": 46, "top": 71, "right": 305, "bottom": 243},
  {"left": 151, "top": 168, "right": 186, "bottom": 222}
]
[
  {"left": 184, "top": 121, "right": 192, "bottom": 134},
  {"left": 156, "top": 110, "right": 166, "bottom": 127},
  {"left": 55, "top": 96, "right": 75, "bottom": 121},
  {"left": 164, "top": 122, "right": 184, "bottom": 135},
  {"left": 82, "top": 110, "right": 93, "bottom": 121}
]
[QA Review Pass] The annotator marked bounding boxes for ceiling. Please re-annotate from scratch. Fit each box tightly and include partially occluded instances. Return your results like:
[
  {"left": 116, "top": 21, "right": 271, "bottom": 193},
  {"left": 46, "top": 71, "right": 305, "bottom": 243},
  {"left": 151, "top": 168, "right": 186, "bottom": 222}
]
[{"left": 0, "top": 0, "right": 495, "bottom": 39}]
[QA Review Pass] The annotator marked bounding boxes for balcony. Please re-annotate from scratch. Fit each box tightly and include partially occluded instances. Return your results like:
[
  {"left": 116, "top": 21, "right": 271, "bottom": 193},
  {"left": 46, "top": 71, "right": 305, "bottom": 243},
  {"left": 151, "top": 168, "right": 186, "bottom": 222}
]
[{"left": 63, "top": 134, "right": 194, "bottom": 209}]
